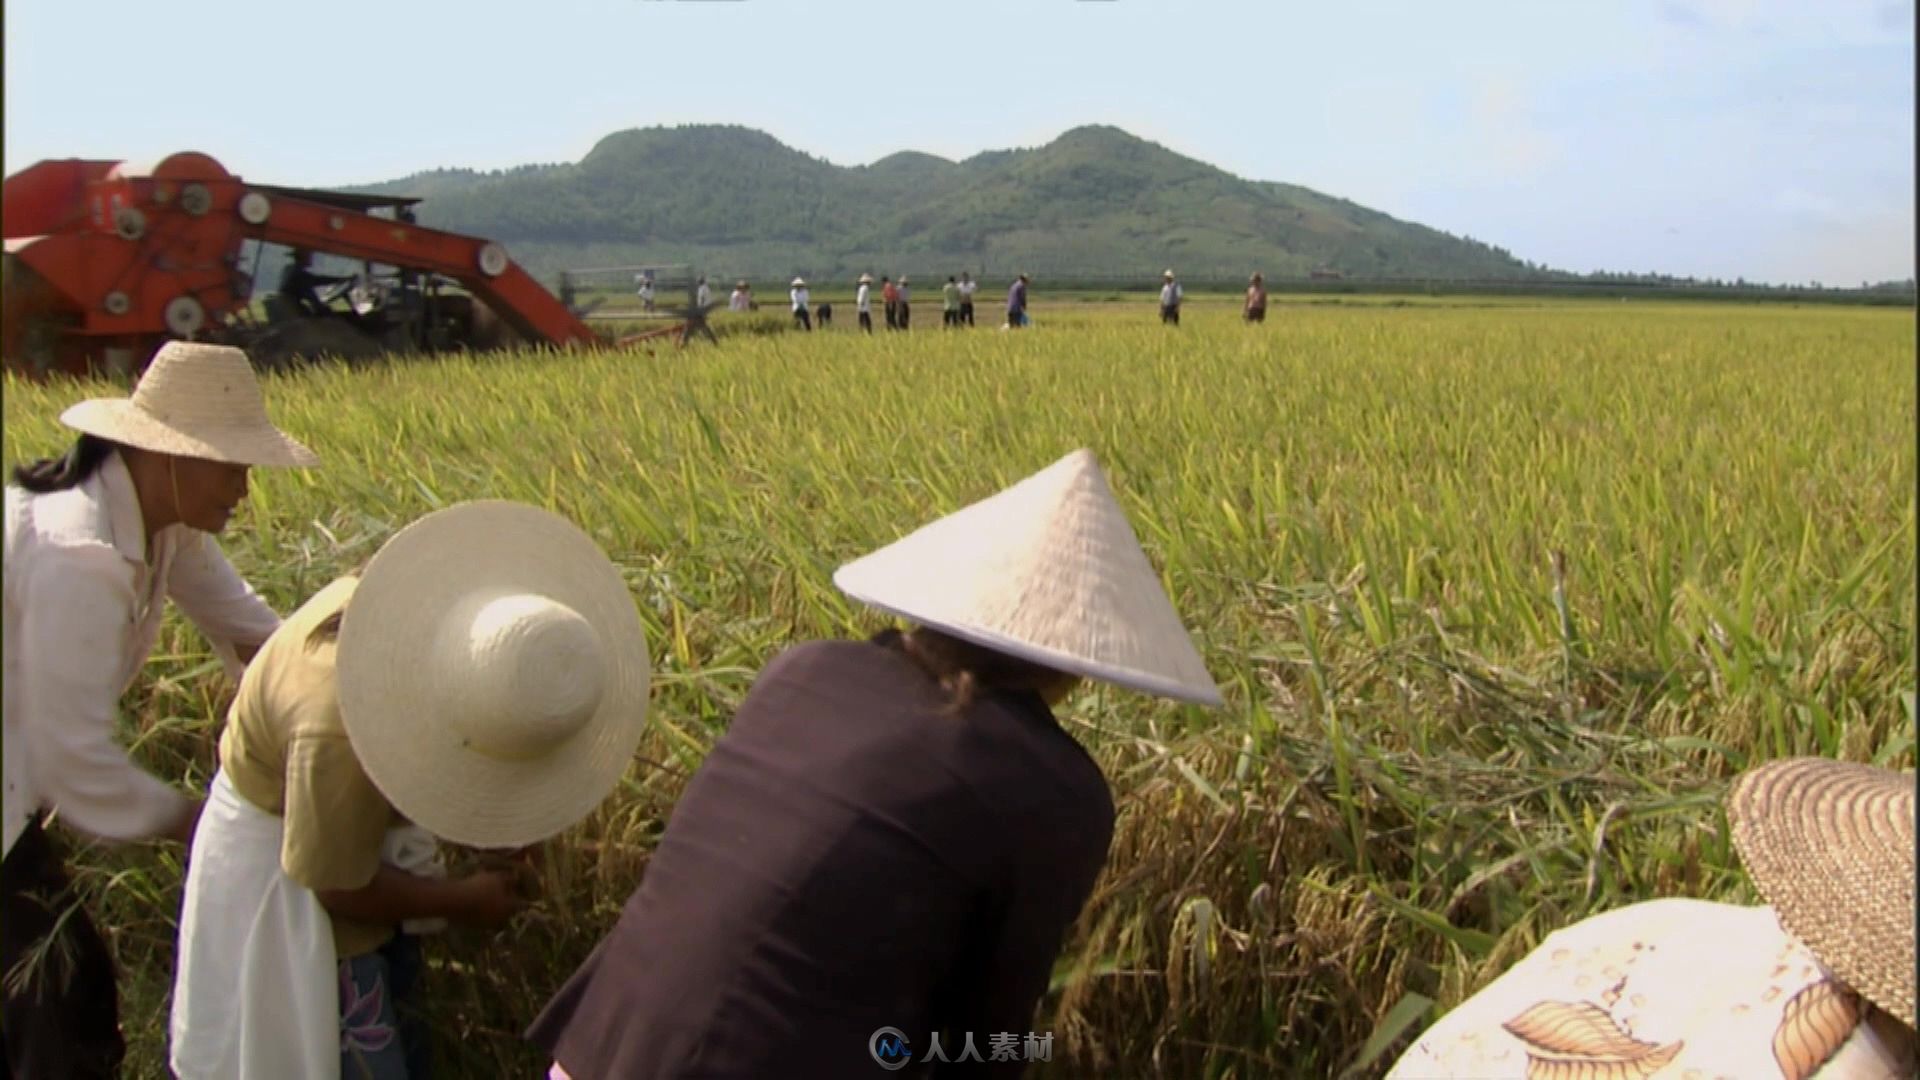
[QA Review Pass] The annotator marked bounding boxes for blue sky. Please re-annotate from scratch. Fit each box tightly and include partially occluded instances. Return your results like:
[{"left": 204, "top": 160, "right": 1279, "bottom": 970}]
[{"left": 5, "top": 0, "right": 1912, "bottom": 285}]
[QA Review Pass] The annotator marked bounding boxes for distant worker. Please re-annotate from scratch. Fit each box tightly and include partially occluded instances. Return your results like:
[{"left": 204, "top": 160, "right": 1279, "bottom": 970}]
[
  {"left": 637, "top": 275, "right": 656, "bottom": 315},
  {"left": 942, "top": 277, "right": 960, "bottom": 328},
  {"left": 680, "top": 276, "right": 720, "bottom": 347},
  {"left": 957, "top": 271, "right": 977, "bottom": 327},
  {"left": 856, "top": 274, "right": 875, "bottom": 334},
  {"left": 1006, "top": 273, "right": 1030, "bottom": 329},
  {"left": 1244, "top": 272, "right": 1267, "bottom": 323},
  {"left": 281, "top": 250, "right": 351, "bottom": 317},
  {"left": 896, "top": 277, "right": 912, "bottom": 331},
  {"left": 1159, "top": 269, "right": 1182, "bottom": 326},
  {"left": 790, "top": 278, "right": 812, "bottom": 331},
  {"left": 882, "top": 277, "right": 898, "bottom": 330},
  {"left": 729, "top": 281, "right": 752, "bottom": 313}
]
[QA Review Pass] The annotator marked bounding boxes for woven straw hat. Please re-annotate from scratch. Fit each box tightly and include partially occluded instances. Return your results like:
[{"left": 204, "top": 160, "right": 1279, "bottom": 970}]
[
  {"left": 60, "top": 341, "right": 318, "bottom": 467},
  {"left": 833, "top": 449, "right": 1223, "bottom": 706},
  {"left": 791, "top": 277, "right": 806, "bottom": 287},
  {"left": 337, "top": 501, "right": 652, "bottom": 849},
  {"left": 859, "top": 273, "right": 874, "bottom": 284},
  {"left": 1728, "top": 757, "right": 1916, "bottom": 1027}
]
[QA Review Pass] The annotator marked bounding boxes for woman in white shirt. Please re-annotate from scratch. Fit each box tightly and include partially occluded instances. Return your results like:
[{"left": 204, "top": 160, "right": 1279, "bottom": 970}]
[
  {"left": 1, "top": 341, "right": 317, "bottom": 1078},
  {"left": 856, "top": 274, "right": 874, "bottom": 334}
]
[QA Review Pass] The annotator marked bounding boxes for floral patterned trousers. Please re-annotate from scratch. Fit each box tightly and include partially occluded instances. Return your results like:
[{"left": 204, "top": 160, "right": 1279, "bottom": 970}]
[{"left": 340, "top": 933, "right": 432, "bottom": 1080}]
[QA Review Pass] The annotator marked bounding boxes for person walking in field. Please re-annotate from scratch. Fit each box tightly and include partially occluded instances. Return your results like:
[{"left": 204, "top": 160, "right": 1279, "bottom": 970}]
[
  {"left": 636, "top": 274, "right": 656, "bottom": 314},
  {"left": 729, "top": 280, "right": 752, "bottom": 313},
  {"left": 1244, "top": 272, "right": 1267, "bottom": 323},
  {"left": 1159, "top": 269, "right": 1183, "bottom": 326},
  {"left": 170, "top": 501, "right": 654, "bottom": 1080},
  {"left": 694, "top": 276, "right": 712, "bottom": 312},
  {"left": 527, "top": 449, "right": 1224, "bottom": 1080},
  {"left": 1007, "top": 272, "right": 1030, "bottom": 328},
  {"left": 882, "top": 276, "right": 899, "bottom": 329},
  {"left": 943, "top": 276, "right": 961, "bottom": 327},
  {"left": 897, "top": 276, "right": 913, "bottom": 330},
  {"left": 856, "top": 274, "right": 875, "bottom": 333},
  {"left": 957, "top": 271, "right": 978, "bottom": 326},
  {"left": 1389, "top": 757, "right": 1917, "bottom": 1078},
  {"left": 2, "top": 342, "right": 319, "bottom": 1079},
  {"left": 790, "top": 277, "right": 812, "bottom": 331}
]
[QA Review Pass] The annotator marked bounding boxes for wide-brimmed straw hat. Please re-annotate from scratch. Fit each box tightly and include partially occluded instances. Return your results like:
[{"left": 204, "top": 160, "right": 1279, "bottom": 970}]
[
  {"left": 60, "top": 341, "right": 318, "bottom": 467},
  {"left": 791, "top": 277, "right": 807, "bottom": 287},
  {"left": 858, "top": 273, "right": 874, "bottom": 284},
  {"left": 1163, "top": 269, "right": 1176, "bottom": 278},
  {"left": 337, "top": 501, "right": 652, "bottom": 849},
  {"left": 1728, "top": 757, "right": 1916, "bottom": 1027},
  {"left": 833, "top": 449, "right": 1223, "bottom": 706}
]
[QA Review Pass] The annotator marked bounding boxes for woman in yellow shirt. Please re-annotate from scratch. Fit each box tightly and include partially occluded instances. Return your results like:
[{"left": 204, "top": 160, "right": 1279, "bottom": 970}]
[{"left": 170, "top": 501, "right": 654, "bottom": 1080}]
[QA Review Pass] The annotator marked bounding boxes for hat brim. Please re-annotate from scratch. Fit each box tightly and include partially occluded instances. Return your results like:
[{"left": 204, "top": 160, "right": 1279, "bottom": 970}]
[
  {"left": 1728, "top": 757, "right": 1916, "bottom": 1027},
  {"left": 337, "top": 502, "right": 651, "bottom": 849},
  {"left": 834, "top": 576, "right": 1224, "bottom": 707},
  {"left": 61, "top": 398, "right": 319, "bottom": 467}
]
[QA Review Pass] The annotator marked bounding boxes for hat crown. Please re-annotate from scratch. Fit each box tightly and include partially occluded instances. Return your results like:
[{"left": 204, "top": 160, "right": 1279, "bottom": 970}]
[
  {"left": 129, "top": 343, "right": 273, "bottom": 432},
  {"left": 442, "top": 591, "right": 607, "bottom": 761}
]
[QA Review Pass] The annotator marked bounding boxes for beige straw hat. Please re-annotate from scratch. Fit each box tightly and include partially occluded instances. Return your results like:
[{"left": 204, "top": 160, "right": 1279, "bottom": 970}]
[
  {"left": 59, "top": 341, "right": 318, "bottom": 467},
  {"left": 1728, "top": 757, "right": 1916, "bottom": 1027},
  {"left": 791, "top": 277, "right": 807, "bottom": 287},
  {"left": 833, "top": 449, "right": 1223, "bottom": 706},
  {"left": 336, "top": 501, "right": 652, "bottom": 849},
  {"left": 858, "top": 273, "right": 874, "bottom": 284}
]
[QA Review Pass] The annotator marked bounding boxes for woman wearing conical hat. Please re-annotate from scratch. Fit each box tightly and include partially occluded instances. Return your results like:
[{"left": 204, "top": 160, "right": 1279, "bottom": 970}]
[
  {"left": 169, "top": 502, "right": 654, "bottom": 1079},
  {"left": 1, "top": 341, "right": 317, "bottom": 1078},
  {"left": 527, "top": 449, "right": 1224, "bottom": 1079},
  {"left": 1388, "top": 757, "right": 1916, "bottom": 1078}
]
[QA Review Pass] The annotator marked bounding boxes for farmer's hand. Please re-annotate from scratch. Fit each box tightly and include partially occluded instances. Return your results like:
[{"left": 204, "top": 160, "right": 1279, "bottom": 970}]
[
  {"left": 165, "top": 796, "right": 205, "bottom": 850},
  {"left": 454, "top": 869, "right": 528, "bottom": 928}
]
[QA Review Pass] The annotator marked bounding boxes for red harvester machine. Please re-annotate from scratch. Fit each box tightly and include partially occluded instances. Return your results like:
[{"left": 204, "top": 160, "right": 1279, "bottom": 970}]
[{"left": 1, "top": 150, "right": 650, "bottom": 379}]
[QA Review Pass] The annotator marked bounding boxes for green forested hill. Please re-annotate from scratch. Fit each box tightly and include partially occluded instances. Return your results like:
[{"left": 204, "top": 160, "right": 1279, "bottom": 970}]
[{"left": 350, "top": 123, "right": 1538, "bottom": 281}]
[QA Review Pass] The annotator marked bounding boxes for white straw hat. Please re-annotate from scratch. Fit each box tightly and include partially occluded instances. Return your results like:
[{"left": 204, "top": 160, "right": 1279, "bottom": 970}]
[
  {"left": 1729, "top": 757, "right": 1916, "bottom": 1028},
  {"left": 833, "top": 449, "right": 1223, "bottom": 706},
  {"left": 1388, "top": 897, "right": 1908, "bottom": 1078},
  {"left": 858, "top": 274, "right": 874, "bottom": 284},
  {"left": 336, "top": 501, "right": 652, "bottom": 849},
  {"left": 792, "top": 277, "right": 806, "bottom": 287},
  {"left": 60, "top": 341, "right": 318, "bottom": 467}
]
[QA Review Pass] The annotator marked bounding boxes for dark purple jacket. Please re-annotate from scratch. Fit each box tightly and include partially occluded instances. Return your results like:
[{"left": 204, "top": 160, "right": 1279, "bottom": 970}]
[{"left": 527, "top": 637, "right": 1115, "bottom": 1078}]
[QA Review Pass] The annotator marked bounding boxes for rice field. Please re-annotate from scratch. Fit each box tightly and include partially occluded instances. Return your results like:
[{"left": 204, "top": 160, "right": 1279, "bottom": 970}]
[{"left": 4, "top": 296, "right": 1914, "bottom": 1078}]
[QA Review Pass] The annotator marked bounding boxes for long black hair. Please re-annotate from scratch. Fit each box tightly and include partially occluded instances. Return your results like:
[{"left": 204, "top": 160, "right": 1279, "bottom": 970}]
[{"left": 10, "top": 434, "right": 120, "bottom": 493}]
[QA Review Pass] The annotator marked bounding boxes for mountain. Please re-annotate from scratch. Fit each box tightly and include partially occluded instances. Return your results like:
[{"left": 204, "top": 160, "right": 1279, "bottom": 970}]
[{"left": 346, "top": 124, "right": 1537, "bottom": 282}]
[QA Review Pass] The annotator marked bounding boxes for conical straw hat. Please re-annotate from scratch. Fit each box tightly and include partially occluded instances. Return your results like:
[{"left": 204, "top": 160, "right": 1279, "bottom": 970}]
[
  {"left": 833, "top": 449, "right": 1223, "bottom": 706},
  {"left": 337, "top": 501, "right": 652, "bottom": 849},
  {"left": 1728, "top": 757, "right": 1916, "bottom": 1027},
  {"left": 59, "top": 341, "right": 318, "bottom": 467}
]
